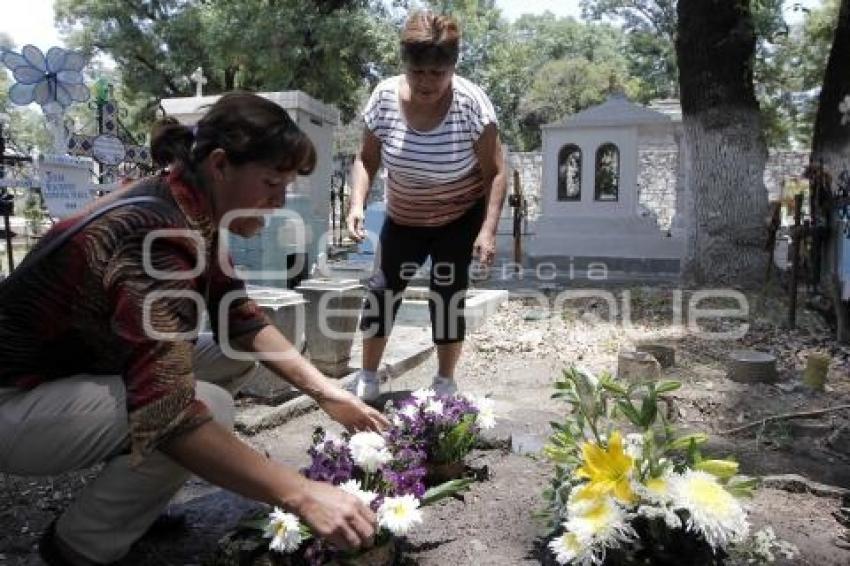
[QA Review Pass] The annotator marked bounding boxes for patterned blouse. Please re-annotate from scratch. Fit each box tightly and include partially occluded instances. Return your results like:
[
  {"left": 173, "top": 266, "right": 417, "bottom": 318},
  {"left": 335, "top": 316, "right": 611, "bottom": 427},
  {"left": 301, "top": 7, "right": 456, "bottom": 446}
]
[{"left": 0, "top": 171, "right": 271, "bottom": 463}]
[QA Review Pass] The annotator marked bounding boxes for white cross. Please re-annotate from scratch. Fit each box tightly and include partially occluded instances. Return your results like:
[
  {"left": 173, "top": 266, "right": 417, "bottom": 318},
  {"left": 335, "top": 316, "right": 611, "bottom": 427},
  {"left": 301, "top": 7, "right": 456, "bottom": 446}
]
[{"left": 190, "top": 67, "right": 207, "bottom": 98}]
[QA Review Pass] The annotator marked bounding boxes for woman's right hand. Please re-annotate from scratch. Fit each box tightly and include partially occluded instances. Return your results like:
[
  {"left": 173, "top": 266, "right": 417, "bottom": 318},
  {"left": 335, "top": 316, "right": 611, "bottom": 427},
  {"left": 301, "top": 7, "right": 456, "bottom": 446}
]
[
  {"left": 294, "top": 478, "right": 377, "bottom": 550},
  {"left": 347, "top": 208, "right": 366, "bottom": 242}
]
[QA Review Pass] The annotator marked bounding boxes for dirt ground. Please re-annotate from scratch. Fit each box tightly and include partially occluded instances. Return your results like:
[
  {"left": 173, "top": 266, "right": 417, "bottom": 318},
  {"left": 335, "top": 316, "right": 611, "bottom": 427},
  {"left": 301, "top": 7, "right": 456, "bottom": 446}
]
[{"left": 2, "top": 285, "right": 850, "bottom": 565}]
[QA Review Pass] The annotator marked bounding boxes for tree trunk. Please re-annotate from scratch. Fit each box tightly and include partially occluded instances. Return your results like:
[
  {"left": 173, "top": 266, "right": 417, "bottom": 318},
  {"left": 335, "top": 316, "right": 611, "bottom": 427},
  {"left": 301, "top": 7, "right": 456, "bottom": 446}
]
[
  {"left": 810, "top": 0, "right": 850, "bottom": 343},
  {"left": 676, "top": 0, "right": 770, "bottom": 287},
  {"left": 812, "top": 0, "right": 850, "bottom": 171}
]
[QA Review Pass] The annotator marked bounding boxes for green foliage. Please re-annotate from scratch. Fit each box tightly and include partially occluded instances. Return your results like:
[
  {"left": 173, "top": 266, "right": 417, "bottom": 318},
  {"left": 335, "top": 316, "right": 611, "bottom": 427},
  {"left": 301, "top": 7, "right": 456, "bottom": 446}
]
[
  {"left": 580, "top": 0, "right": 834, "bottom": 148},
  {"left": 47, "top": 0, "right": 839, "bottom": 153},
  {"left": 420, "top": 477, "right": 474, "bottom": 506},
  {"left": 55, "top": 0, "right": 398, "bottom": 125},
  {"left": 21, "top": 190, "right": 46, "bottom": 235},
  {"left": 580, "top": 0, "right": 678, "bottom": 100},
  {"left": 432, "top": 414, "right": 477, "bottom": 464},
  {"left": 756, "top": 0, "right": 841, "bottom": 148},
  {"left": 500, "top": 14, "right": 636, "bottom": 150}
]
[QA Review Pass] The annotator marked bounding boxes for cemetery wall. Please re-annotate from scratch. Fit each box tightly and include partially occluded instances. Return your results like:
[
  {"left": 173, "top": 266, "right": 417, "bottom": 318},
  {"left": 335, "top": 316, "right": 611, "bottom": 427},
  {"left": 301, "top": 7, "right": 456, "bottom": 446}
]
[{"left": 506, "top": 149, "right": 809, "bottom": 231}]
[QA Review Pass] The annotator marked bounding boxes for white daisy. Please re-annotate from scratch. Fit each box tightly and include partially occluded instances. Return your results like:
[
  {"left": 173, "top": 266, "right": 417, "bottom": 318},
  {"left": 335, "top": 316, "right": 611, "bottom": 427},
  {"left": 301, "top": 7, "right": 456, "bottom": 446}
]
[
  {"left": 669, "top": 470, "right": 749, "bottom": 550},
  {"left": 348, "top": 431, "right": 392, "bottom": 473},
  {"left": 548, "top": 530, "right": 595, "bottom": 565},
  {"left": 263, "top": 508, "right": 304, "bottom": 553},
  {"left": 424, "top": 398, "right": 444, "bottom": 415},
  {"left": 339, "top": 479, "right": 378, "bottom": 506},
  {"left": 470, "top": 396, "right": 496, "bottom": 429},
  {"left": 411, "top": 388, "right": 436, "bottom": 406},
  {"left": 636, "top": 504, "right": 682, "bottom": 530},
  {"left": 634, "top": 469, "right": 675, "bottom": 505},
  {"left": 565, "top": 496, "right": 636, "bottom": 547},
  {"left": 377, "top": 494, "right": 423, "bottom": 535},
  {"left": 400, "top": 404, "right": 420, "bottom": 419}
]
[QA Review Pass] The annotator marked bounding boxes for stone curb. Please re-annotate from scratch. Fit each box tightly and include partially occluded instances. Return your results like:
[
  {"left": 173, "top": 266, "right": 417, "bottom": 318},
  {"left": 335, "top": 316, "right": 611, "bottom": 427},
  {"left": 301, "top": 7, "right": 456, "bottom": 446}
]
[
  {"left": 235, "top": 342, "right": 436, "bottom": 435},
  {"left": 761, "top": 473, "right": 849, "bottom": 498}
]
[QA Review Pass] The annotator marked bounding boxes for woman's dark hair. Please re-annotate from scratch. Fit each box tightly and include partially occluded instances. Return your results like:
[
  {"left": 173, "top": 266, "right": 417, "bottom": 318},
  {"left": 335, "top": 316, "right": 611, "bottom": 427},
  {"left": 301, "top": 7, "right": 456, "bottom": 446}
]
[
  {"left": 150, "top": 92, "right": 316, "bottom": 175},
  {"left": 400, "top": 11, "right": 461, "bottom": 67}
]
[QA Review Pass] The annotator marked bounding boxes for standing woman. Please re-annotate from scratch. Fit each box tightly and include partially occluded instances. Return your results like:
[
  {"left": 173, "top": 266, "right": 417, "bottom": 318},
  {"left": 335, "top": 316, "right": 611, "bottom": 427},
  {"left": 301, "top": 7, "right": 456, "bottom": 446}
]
[
  {"left": 0, "top": 93, "right": 386, "bottom": 564},
  {"left": 347, "top": 11, "right": 507, "bottom": 400}
]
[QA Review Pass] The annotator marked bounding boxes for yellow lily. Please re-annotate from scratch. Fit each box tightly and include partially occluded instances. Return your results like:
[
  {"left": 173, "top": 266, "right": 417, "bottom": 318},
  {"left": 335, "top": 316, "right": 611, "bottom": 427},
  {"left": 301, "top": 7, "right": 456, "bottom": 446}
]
[{"left": 575, "top": 431, "right": 636, "bottom": 504}]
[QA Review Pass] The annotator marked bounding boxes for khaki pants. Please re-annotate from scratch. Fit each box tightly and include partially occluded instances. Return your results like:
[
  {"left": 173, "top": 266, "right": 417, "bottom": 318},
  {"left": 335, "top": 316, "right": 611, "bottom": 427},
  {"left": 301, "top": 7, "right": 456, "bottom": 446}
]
[{"left": 0, "top": 334, "right": 258, "bottom": 563}]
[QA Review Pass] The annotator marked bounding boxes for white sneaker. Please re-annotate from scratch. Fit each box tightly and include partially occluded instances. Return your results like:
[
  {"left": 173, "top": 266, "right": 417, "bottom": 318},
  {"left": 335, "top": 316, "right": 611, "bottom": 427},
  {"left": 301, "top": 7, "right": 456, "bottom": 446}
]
[
  {"left": 431, "top": 375, "right": 458, "bottom": 397},
  {"left": 352, "top": 372, "right": 380, "bottom": 402}
]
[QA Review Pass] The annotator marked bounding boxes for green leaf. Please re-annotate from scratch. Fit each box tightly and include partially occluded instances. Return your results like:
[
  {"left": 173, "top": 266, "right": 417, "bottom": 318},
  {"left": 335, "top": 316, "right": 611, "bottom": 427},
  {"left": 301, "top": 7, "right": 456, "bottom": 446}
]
[
  {"left": 656, "top": 380, "right": 682, "bottom": 394},
  {"left": 421, "top": 478, "right": 475, "bottom": 506},
  {"left": 599, "top": 376, "right": 628, "bottom": 396},
  {"left": 694, "top": 459, "right": 740, "bottom": 480},
  {"left": 687, "top": 438, "right": 702, "bottom": 465},
  {"left": 726, "top": 476, "right": 760, "bottom": 498},
  {"left": 639, "top": 389, "right": 658, "bottom": 428},
  {"left": 666, "top": 433, "right": 709, "bottom": 452},
  {"left": 434, "top": 416, "right": 477, "bottom": 463},
  {"left": 617, "top": 400, "right": 642, "bottom": 427}
]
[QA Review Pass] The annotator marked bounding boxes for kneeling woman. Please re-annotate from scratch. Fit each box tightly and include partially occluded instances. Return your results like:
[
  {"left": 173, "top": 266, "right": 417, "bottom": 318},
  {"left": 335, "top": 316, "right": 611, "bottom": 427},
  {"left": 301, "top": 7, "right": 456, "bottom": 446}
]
[{"left": 0, "top": 93, "right": 387, "bottom": 564}]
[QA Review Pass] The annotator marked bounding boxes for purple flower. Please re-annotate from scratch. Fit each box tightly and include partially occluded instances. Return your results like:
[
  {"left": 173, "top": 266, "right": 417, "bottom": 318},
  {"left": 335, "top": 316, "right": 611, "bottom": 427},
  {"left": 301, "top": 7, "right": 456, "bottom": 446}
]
[{"left": 302, "top": 428, "right": 354, "bottom": 485}]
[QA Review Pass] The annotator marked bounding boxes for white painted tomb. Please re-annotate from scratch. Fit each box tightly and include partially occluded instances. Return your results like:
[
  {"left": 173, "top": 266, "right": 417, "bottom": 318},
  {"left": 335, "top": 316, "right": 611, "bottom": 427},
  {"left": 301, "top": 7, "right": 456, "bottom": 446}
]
[{"left": 528, "top": 94, "right": 685, "bottom": 275}]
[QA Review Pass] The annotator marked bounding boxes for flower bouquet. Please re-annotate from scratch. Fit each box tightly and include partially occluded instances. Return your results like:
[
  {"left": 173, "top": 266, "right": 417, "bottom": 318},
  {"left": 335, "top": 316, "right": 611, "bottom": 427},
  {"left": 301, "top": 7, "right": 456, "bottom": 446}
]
[
  {"left": 244, "top": 427, "right": 473, "bottom": 566},
  {"left": 385, "top": 388, "right": 496, "bottom": 485},
  {"left": 542, "top": 367, "right": 797, "bottom": 566}
]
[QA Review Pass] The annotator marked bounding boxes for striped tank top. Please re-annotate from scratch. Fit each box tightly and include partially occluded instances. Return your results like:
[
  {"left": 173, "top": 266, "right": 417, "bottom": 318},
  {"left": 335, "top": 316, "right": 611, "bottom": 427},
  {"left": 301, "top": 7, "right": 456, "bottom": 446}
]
[{"left": 363, "top": 75, "right": 498, "bottom": 227}]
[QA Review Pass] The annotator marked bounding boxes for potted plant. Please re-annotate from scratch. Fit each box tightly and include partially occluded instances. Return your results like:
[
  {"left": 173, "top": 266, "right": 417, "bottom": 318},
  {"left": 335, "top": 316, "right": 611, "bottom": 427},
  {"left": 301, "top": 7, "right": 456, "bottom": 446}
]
[
  {"left": 541, "top": 367, "right": 798, "bottom": 565},
  {"left": 384, "top": 389, "right": 495, "bottom": 485}
]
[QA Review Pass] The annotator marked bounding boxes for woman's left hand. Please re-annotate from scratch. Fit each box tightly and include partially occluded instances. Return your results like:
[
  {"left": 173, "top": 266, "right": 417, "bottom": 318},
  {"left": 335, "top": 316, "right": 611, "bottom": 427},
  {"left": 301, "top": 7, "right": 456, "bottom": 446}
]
[
  {"left": 473, "top": 230, "right": 497, "bottom": 266},
  {"left": 317, "top": 387, "right": 390, "bottom": 432}
]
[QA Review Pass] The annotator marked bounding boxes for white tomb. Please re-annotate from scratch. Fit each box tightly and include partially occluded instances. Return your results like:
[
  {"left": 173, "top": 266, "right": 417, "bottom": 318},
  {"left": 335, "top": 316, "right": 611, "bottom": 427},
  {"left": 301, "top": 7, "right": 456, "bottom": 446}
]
[
  {"left": 160, "top": 91, "right": 339, "bottom": 287},
  {"left": 528, "top": 94, "right": 685, "bottom": 275}
]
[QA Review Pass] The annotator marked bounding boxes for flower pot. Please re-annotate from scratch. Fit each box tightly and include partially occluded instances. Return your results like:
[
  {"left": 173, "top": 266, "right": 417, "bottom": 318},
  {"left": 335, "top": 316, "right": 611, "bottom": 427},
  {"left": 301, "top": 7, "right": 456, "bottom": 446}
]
[{"left": 425, "top": 460, "right": 466, "bottom": 485}]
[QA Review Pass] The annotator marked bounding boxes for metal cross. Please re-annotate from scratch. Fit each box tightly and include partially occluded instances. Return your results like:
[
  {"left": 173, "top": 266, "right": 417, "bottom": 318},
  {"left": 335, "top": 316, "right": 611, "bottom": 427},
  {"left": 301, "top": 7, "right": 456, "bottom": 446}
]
[{"left": 66, "top": 82, "right": 151, "bottom": 185}]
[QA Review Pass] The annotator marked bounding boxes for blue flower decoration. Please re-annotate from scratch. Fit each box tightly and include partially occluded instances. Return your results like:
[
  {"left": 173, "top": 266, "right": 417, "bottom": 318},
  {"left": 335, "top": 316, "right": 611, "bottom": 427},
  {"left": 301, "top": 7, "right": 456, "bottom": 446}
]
[{"left": 0, "top": 45, "right": 89, "bottom": 111}]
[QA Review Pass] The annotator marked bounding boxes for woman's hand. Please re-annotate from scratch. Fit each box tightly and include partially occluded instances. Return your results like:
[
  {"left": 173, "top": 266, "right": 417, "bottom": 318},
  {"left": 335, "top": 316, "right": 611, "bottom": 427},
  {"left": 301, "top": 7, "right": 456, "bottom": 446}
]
[
  {"left": 347, "top": 208, "right": 366, "bottom": 242},
  {"left": 294, "top": 479, "right": 377, "bottom": 550},
  {"left": 473, "top": 229, "right": 497, "bottom": 266},
  {"left": 317, "top": 386, "right": 389, "bottom": 432}
]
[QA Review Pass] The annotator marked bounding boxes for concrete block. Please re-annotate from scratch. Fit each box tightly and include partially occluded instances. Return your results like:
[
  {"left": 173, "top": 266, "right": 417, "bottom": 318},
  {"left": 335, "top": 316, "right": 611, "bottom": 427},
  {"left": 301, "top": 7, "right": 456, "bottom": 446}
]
[{"left": 296, "top": 279, "right": 364, "bottom": 377}]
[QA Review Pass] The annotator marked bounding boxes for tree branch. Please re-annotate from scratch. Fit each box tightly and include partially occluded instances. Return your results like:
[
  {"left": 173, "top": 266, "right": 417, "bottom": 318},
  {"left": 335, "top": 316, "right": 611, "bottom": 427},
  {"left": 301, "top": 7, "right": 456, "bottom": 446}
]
[{"left": 719, "top": 404, "right": 850, "bottom": 435}]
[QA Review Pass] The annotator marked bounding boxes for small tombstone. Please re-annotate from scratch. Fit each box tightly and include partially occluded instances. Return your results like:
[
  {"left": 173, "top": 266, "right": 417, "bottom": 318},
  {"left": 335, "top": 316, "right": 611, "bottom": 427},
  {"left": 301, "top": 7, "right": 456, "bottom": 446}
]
[
  {"left": 190, "top": 67, "right": 208, "bottom": 98},
  {"left": 635, "top": 343, "right": 676, "bottom": 368},
  {"left": 727, "top": 350, "right": 777, "bottom": 383},
  {"left": 803, "top": 352, "right": 830, "bottom": 391},
  {"left": 617, "top": 350, "right": 662, "bottom": 382}
]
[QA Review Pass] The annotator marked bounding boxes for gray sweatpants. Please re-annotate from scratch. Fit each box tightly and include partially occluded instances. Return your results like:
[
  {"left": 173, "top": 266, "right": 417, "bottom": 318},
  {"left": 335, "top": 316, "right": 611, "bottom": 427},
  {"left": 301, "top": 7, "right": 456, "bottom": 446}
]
[{"left": 0, "top": 334, "right": 258, "bottom": 563}]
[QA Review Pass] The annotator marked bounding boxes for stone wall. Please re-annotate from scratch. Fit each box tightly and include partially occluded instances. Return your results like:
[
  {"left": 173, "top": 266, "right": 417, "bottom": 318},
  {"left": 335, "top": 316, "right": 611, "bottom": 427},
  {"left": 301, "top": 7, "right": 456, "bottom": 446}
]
[
  {"left": 764, "top": 150, "right": 810, "bottom": 201},
  {"left": 637, "top": 149, "right": 679, "bottom": 231},
  {"left": 505, "top": 152, "right": 543, "bottom": 221},
  {"left": 507, "top": 148, "right": 810, "bottom": 231}
]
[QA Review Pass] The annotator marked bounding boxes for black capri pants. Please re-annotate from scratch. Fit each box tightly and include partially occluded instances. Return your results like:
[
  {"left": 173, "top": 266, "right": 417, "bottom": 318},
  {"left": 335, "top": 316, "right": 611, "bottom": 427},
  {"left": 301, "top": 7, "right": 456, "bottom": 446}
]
[{"left": 359, "top": 199, "right": 485, "bottom": 345}]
